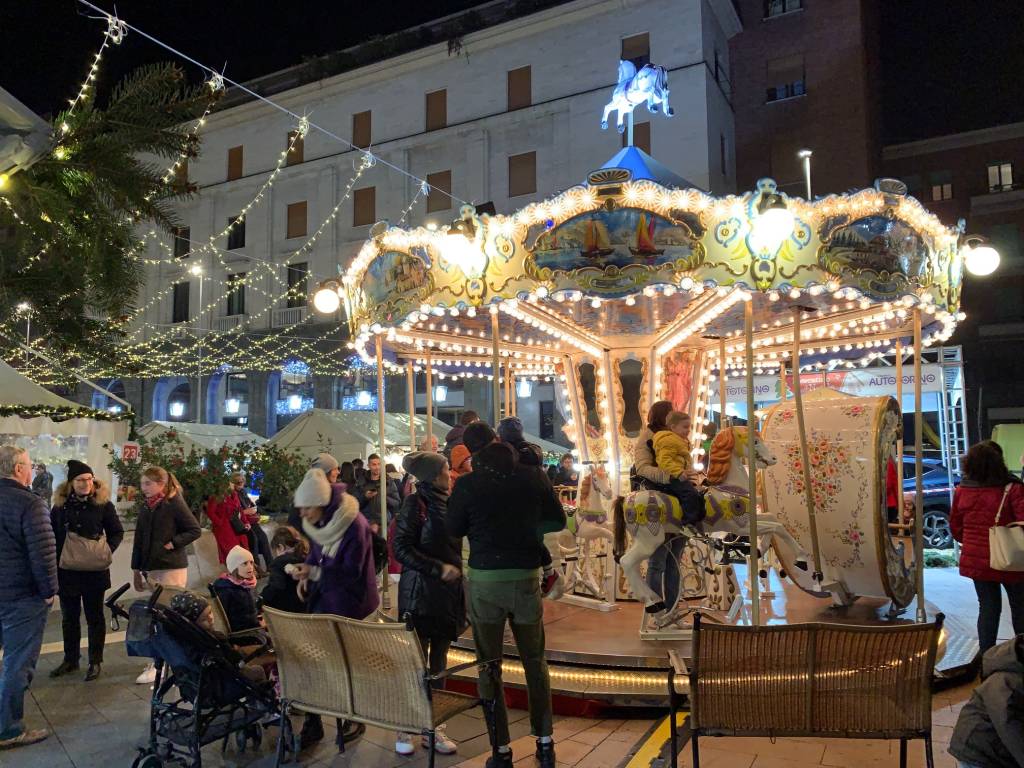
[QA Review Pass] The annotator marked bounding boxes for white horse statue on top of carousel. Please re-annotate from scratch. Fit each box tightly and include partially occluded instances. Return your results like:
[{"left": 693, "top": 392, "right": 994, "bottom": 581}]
[
  {"left": 612, "top": 426, "right": 814, "bottom": 624},
  {"left": 600, "top": 59, "right": 675, "bottom": 134}
]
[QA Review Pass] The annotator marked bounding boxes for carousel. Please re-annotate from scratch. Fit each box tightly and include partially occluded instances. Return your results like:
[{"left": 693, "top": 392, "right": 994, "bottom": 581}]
[{"left": 311, "top": 58, "right": 998, "bottom": 705}]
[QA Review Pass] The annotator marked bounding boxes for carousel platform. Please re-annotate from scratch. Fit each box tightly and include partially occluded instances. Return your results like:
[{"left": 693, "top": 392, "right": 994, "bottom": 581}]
[{"left": 446, "top": 567, "right": 980, "bottom": 708}]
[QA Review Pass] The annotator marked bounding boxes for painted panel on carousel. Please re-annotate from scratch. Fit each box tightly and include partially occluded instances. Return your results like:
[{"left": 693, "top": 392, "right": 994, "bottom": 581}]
[
  {"left": 528, "top": 207, "right": 703, "bottom": 297},
  {"left": 359, "top": 248, "right": 434, "bottom": 323},
  {"left": 661, "top": 348, "right": 700, "bottom": 415}
]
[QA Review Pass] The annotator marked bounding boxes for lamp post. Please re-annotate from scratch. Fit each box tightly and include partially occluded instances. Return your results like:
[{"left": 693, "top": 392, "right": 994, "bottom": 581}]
[
  {"left": 798, "top": 148, "right": 813, "bottom": 200},
  {"left": 190, "top": 263, "right": 203, "bottom": 422}
]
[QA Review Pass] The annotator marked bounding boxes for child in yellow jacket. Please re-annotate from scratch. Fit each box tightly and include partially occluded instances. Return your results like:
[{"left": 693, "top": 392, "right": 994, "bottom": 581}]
[{"left": 652, "top": 411, "right": 703, "bottom": 523}]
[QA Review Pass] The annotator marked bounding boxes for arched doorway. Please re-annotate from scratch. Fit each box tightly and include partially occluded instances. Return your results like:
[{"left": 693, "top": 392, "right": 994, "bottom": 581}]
[
  {"left": 91, "top": 379, "right": 127, "bottom": 413},
  {"left": 268, "top": 359, "right": 313, "bottom": 434},
  {"left": 152, "top": 376, "right": 192, "bottom": 421}
]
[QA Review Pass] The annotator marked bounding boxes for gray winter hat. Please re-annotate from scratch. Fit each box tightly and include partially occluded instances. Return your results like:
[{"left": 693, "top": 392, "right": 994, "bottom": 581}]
[{"left": 402, "top": 451, "right": 447, "bottom": 484}]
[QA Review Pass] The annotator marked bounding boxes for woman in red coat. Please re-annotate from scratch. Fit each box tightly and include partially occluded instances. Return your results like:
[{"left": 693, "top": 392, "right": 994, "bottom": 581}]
[
  {"left": 951, "top": 441, "right": 1024, "bottom": 653},
  {"left": 205, "top": 491, "right": 248, "bottom": 564}
]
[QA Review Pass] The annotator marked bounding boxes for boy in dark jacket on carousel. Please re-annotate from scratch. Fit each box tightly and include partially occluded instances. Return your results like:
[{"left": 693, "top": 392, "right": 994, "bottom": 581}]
[{"left": 448, "top": 425, "right": 566, "bottom": 768}]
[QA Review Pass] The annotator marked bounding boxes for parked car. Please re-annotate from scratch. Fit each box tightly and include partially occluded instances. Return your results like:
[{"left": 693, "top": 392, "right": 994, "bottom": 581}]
[{"left": 900, "top": 457, "right": 958, "bottom": 549}]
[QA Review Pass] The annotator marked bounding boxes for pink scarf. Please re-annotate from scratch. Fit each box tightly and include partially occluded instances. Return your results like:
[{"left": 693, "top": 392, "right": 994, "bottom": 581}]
[
  {"left": 144, "top": 493, "right": 165, "bottom": 509},
  {"left": 223, "top": 571, "right": 258, "bottom": 589}
]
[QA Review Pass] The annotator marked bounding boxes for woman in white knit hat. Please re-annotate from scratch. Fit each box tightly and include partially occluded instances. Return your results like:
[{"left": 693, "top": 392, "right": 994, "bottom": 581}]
[{"left": 288, "top": 468, "right": 376, "bottom": 752}]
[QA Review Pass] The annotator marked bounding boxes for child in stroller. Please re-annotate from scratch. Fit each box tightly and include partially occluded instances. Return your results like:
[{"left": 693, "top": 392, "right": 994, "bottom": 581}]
[{"left": 109, "top": 584, "right": 282, "bottom": 768}]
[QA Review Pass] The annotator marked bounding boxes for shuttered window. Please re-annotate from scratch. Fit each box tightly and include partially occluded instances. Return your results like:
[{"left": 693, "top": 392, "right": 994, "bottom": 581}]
[
  {"left": 507, "top": 66, "right": 532, "bottom": 111},
  {"left": 227, "top": 146, "right": 243, "bottom": 180},
  {"left": 353, "top": 187, "right": 376, "bottom": 227},
  {"left": 622, "top": 122, "right": 651, "bottom": 154},
  {"left": 426, "top": 170, "right": 452, "bottom": 213},
  {"left": 426, "top": 89, "right": 447, "bottom": 132},
  {"left": 621, "top": 33, "right": 650, "bottom": 67},
  {"left": 508, "top": 152, "right": 537, "bottom": 197},
  {"left": 286, "top": 201, "right": 307, "bottom": 239},
  {"left": 352, "top": 110, "right": 372, "bottom": 148}
]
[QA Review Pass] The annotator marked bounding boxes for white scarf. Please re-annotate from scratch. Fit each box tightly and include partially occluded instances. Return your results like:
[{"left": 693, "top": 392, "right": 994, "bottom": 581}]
[{"left": 302, "top": 493, "right": 359, "bottom": 559}]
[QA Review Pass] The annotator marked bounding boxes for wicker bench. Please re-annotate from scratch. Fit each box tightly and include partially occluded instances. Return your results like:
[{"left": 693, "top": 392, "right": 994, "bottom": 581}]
[
  {"left": 264, "top": 607, "right": 496, "bottom": 768},
  {"left": 668, "top": 613, "right": 944, "bottom": 768}
]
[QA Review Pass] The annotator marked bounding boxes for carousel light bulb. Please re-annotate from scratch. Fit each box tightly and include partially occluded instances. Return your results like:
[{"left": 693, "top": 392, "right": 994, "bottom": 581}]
[
  {"left": 312, "top": 285, "right": 341, "bottom": 314},
  {"left": 964, "top": 242, "right": 1000, "bottom": 276}
]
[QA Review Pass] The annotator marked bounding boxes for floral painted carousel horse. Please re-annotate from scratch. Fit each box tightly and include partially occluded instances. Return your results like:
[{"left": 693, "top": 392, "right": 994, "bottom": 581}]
[{"left": 612, "top": 426, "right": 811, "bottom": 624}]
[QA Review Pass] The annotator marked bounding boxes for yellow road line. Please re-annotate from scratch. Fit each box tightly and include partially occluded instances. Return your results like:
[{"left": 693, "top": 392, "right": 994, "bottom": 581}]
[{"left": 625, "top": 712, "right": 687, "bottom": 768}]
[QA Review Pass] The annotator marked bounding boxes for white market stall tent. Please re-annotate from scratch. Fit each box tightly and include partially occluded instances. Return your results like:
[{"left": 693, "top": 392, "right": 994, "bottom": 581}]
[
  {"left": 0, "top": 359, "right": 130, "bottom": 488},
  {"left": 137, "top": 420, "right": 267, "bottom": 455}
]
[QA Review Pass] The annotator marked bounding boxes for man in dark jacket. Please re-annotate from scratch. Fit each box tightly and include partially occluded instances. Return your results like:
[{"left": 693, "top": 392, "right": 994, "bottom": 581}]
[
  {"left": 354, "top": 453, "right": 399, "bottom": 533},
  {"left": 0, "top": 446, "right": 57, "bottom": 750},
  {"left": 447, "top": 429, "right": 565, "bottom": 768},
  {"left": 950, "top": 635, "right": 1024, "bottom": 768}
]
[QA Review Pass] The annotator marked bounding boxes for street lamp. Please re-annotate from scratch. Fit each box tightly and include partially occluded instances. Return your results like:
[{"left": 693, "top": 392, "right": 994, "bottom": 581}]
[
  {"left": 797, "top": 148, "right": 813, "bottom": 199},
  {"left": 312, "top": 279, "right": 342, "bottom": 314},
  {"left": 963, "top": 236, "right": 1000, "bottom": 276}
]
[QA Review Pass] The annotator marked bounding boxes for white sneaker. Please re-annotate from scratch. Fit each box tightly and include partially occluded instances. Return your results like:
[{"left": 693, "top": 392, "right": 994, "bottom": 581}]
[
  {"left": 424, "top": 725, "right": 457, "bottom": 755},
  {"left": 135, "top": 664, "right": 156, "bottom": 685},
  {"left": 395, "top": 732, "right": 416, "bottom": 755}
]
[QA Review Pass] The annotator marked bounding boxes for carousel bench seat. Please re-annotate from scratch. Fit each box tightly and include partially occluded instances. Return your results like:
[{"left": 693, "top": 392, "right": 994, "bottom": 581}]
[{"left": 667, "top": 613, "right": 944, "bottom": 768}]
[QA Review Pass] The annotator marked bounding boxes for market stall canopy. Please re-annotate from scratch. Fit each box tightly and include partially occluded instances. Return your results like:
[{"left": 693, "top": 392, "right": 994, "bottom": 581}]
[
  {"left": 268, "top": 409, "right": 449, "bottom": 463},
  {"left": 0, "top": 359, "right": 80, "bottom": 408},
  {"left": 137, "top": 421, "right": 267, "bottom": 454},
  {"left": 0, "top": 85, "right": 51, "bottom": 179}
]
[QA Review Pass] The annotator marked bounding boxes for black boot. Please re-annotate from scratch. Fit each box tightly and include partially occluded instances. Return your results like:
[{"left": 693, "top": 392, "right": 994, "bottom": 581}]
[
  {"left": 485, "top": 748, "right": 514, "bottom": 768},
  {"left": 536, "top": 739, "right": 556, "bottom": 768},
  {"left": 84, "top": 664, "right": 101, "bottom": 682},
  {"left": 335, "top": 719, "right": 365, "bottom": 748},
  {"left": 299, "top": 714, "right": 324, "bottom": 750},
  {"left": 50, "top": 660, "right": 80, "bottom": 678}
]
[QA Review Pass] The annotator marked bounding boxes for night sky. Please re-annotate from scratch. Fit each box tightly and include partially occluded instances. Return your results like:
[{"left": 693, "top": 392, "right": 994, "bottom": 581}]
[{"left": 3, "top": 0, "right": 1024, "bottom": 143}]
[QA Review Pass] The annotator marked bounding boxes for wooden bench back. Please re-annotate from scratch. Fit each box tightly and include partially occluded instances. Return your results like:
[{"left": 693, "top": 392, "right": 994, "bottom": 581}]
[{"left": 689, "top": 614, "right": 943, "bottom": 739}]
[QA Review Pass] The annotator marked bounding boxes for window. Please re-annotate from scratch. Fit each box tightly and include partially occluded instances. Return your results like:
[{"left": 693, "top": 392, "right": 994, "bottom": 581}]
[
  {"left": 425, "top": 89, "right": 447, "bottom": 132},
  {"left": 989, "top": 162, "right": 1014, "bottom": 192},
  {"left": 227, "top": 146, "right": 243, "bottom": 181},
  {"left": 226, "top": 273, "right": 246, "bottom": 316},
  {"left": 902, "top": 174, "right": 922, "bottom": 196},
  {"left": 426, "top": 170, "right": 452, "bottom": 213},
  {"left": 172, "top": 282, "right": 190, "bottom": 324},
  {"left": 352, "top": 110, "right": 372, "bottom": 149},
  {"left": 765, "top": 0, "right": 802, "bottom": 16},
  {"left": 622, "top": 122, "right": 651, "bottom": 154},
  {"left": 766, "top": 54, "right": 805, "bottom": 102},
  {"left": 990, "top": 223, "right": 1020, "bottom": 266},
  {"left": 286, "top": 201, "right": 307, "bottom": 239},
  {"left": 286, "top": 262, "right": 308, "bottom": 309},
  {"left": 509, "top": 152, "right": 537, "bottom": 197},
  {"left": 621, "top": 33, "right": 650, "bottom": 67},
  {"left": 507, "top": 66, "right": 532, "bottom": 111},
  {"left": 353, "top": 187, "right": 376, "bottom": 226},
  {"left": 173, "top": 159, "right": 188, "bottom": 189},
  {"left": 173, "top": 226, "right": 190, "bottom": 259},
  {"left": 929, "top": 170, "right": 953, "bottom": 201},
  {"left": 286, "top": 131, "right": 304, "bottom": 166},
  {"left": 227, "top": 216, "right": 245, "bottom": 250}
]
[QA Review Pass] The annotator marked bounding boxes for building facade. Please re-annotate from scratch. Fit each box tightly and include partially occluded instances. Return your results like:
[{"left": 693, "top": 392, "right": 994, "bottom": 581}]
[
  {"left": 729, "top": 0, "right": 881, "bottom": 197},
  {"left": 883, "top": 122, "right": 1024, "bottom": 438},
  {"left": 75, "top": 0, "right": 742, "bottom": 440}
]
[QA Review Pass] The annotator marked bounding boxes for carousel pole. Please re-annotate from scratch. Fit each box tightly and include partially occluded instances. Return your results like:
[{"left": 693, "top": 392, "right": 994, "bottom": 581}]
[
  {"left": 505, "top": 364, "right": 513, "bottom": 418},
  {"left": 719, "top": 337, "right": 729, "bottom": 429},
  {"left": 375, "top": 335, "right": 391, "bottom": 610},
  {"left": 744, "top": 299, "right": 760, "bottom": 625},
  {"left": 791, "top": 308, "right": 825, "bottom": 591},
  {"left": 895, "top": 339, "right": 905, "bottom": 534},
  {"left": 407, "top": 360, "right": 416, "bottom": 450},
  {"left": 491, "top": 309, "right": 501, "bottom": 425},
  {"left": 779, "top": 361, "right": 788, "bottom": 402},
  {"left": 425, "top": 350, "right": 434, "bottom": 447},
  {"left": 913, "top": 309, "right": 926, "bottom": 622},
  {"left": 510, "top": 371, "right": 517, "bottom": 417}
]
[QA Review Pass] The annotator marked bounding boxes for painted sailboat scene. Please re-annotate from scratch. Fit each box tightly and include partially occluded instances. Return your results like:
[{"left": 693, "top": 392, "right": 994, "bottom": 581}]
[{"left": 533, "top": 207, "right": 693, "bottom": 271}]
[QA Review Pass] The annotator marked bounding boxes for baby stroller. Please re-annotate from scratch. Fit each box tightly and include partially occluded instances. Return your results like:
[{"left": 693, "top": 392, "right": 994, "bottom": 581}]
[{"left": 106, "top": 584, "right": 285, "bottom": 768}]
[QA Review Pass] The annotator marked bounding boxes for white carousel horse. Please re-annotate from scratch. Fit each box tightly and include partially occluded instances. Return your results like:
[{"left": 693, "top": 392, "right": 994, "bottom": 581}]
[
  {"left": 612, "top": 426, "right": 812, "bottom": 622},
  {"left": 600, "top": 60, "right": 675, "bottom": 134},
  {"left": 562, "top": 467, "right": 616, "bottom": 597}
]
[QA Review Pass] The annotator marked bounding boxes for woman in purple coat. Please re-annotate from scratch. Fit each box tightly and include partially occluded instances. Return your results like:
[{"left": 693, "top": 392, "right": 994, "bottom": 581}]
[{"left": 289, "top": 468, "right": 378, "bottom": 751}]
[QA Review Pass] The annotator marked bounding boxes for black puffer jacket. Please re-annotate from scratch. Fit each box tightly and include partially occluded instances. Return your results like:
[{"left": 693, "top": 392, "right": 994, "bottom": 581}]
[
  {"left": 950, "top": 636, "right": 1024, "bottom": 768},
  {"left": 260, "top": 552, "right": 306, "bottom": 613},
  {"left": 448, "top": 443, "right": 565, "bottom": 572},
  {"left": 393, "top": 484, "right": 465, "bottom": 640},
  {"left": 0, "top": 477, "right": 58, "bottom": 602},
  {"left": 131, "top": 492, "right": 201, "bottom": 572},
  {"left": 211, "top": 577, "right": 260, "bottom": 632},
  {"left": 51, "top": 479, "right": 124, "bottom": 595},
  {"left": 354, "top": 474, "right": 400, "bottom": 529}
]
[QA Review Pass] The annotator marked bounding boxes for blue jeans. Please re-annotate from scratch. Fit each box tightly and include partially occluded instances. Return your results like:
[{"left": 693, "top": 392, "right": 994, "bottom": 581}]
[
  {"left": 0, "top": 598, "right": 49, "bottom": 738},
  {"left": 646, "top": 535, "right": 686, "bottom": 609}
]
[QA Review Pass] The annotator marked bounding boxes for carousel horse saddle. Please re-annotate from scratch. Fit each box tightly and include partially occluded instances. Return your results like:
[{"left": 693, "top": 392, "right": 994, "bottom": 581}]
[{"left": 624, "top": 489, "right": 683, "bottom": 528}]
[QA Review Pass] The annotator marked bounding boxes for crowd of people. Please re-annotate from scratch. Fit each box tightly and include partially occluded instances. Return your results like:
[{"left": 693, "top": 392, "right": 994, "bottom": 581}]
[{"left": 5, "top": 409, "right": 1024, "bottom": 765}]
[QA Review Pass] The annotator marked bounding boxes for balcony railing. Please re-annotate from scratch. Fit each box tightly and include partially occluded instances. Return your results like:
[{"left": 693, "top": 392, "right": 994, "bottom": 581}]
[
  {"left": 272, "top": 306, "right": 308, "bottom": 328},
  {"left": 215, "top": 314, "right": 247, "bottom": 332}
]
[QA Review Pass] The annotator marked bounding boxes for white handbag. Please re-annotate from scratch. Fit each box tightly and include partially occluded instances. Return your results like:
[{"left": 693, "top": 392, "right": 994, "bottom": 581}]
[{"left": 989, "top": 484, "right": 1024, "bottom": 571}]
